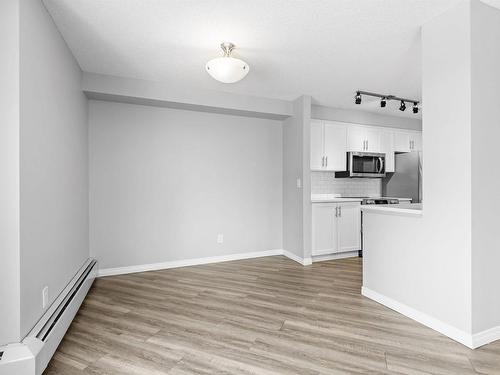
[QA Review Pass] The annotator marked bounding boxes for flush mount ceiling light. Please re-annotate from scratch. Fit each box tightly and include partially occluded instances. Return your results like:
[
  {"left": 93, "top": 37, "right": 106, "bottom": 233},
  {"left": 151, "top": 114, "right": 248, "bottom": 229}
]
[
  {"left": 354, "top": 90, "right": 420, "bottom": 115},
  {"left": 205, "top": 42, "right": 249, "bottom": 83}
]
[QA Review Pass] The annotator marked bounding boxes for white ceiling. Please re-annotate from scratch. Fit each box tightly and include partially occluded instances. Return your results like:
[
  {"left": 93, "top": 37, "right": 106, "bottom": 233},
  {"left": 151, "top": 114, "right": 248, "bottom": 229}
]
[{"left": 43, "top": 0, "right": 500, "bottom": 118}]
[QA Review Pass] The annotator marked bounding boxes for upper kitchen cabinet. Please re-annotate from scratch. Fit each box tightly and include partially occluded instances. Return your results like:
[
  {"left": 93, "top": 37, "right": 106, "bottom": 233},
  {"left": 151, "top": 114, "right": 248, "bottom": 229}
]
[
  {"left": 310, "top": 120, "right": 347, "bottom": 171},
  {"left": 394, "top": 130, "right": 422, "bottom": 152},
  {"left": 412, "top": 132, "right": 422, "bottom": 151},
  {"left": 379, "top": 130, "right": 395, "bottom": 173},
  {"left": 311, "top": 120, "right": 324, "bottom": 170},
  {"left": 347, "top": 125, "right": 380, "bottom": 152}
]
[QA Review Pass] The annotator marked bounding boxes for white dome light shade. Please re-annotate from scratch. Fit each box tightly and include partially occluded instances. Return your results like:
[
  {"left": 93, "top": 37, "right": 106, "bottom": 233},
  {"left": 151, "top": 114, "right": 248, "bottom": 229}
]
[{"left": 206, "top": 43, "right": 249, "bottom": 83}]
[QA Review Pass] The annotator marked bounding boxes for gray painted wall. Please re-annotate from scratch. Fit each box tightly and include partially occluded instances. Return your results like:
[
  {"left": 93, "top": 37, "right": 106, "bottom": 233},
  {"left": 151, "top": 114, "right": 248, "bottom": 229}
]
[
  {"left": 19, "top": 0, "right": 89, "bottom": 337},
  {"left": 82, "top": 72, "right": 293, "bottom": 120},
  {"left": 312, "top": 105, "right": 422, "bottom": 131},
  {"left": 282, "top": 97, "right": 307, "bottom": 259},
  {"left": 471, "top": 0, "right": 500, "bottom": 334},
  {"left": 89, "top": 101, "right": 283, "bottom": 269},
  {"left": 0, "top": 0, "right": 21, "bottom": 346}
]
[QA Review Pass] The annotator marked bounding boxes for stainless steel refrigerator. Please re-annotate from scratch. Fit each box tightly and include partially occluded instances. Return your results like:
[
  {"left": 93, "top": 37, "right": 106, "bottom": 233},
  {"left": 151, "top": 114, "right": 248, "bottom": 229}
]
[{"left": 382, "top": 151, "right": 422, "bottom": 203}]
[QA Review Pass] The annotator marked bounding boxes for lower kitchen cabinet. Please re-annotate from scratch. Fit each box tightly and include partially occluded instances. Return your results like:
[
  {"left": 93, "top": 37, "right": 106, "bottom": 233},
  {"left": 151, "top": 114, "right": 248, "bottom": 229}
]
[{"left": 312, "top": 202, "right": 361, "bottom": 256}]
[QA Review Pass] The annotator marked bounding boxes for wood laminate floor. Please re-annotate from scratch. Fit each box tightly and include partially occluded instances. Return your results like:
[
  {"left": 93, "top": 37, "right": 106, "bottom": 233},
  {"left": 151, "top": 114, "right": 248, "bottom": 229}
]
[{"left": 44, "top": 256, "right": 500, "bottom": 374}]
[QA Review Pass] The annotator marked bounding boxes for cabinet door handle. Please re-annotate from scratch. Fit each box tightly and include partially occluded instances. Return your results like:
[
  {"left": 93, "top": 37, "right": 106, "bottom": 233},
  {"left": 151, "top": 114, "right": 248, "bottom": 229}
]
[
  {"left": 339, "top": 206, "right": 342, "bottom": 217},
  {"left": 335, "top": 207, "right": 338, "bottom": 217},
  {"left": 321, "top": 156, "right": 324, "bottom": 167},
  {"left": 325, "top": 156, "right": 328, "bottom": 167}
]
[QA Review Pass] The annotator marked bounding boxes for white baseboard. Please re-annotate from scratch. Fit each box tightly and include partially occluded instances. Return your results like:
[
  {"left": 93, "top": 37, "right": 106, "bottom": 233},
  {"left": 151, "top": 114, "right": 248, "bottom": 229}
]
[
  {"left": 0, "top": 259, "right": 97, "bottom": 375},
  {"left": 98, "top": 248, "right": 317, "bottom": 277},
  {"left": 312, "top": 251, "right": 359, "bottom": 262},
  {"left": 472, "top": 325, "right": 500, "bottom": 349},
  {"left": 98, "top": 249, "right": 284, "bottom": 277},
  {"left": 282, "top": 250, "right": 312, "bottom": 266},
  {"left": 361, "top": 286, "right": 474, "bottom": 349}
]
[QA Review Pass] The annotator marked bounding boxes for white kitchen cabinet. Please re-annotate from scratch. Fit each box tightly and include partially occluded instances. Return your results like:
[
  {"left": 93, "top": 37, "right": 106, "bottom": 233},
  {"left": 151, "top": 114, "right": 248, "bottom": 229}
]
[
  {"left": 347, "top": 125, "right": 380, "bottom": 152},
  {"left": 337, "top": 203, "right": 362, "bottom": 252},
  {"left": 379, "top": 130, "right": 395, "bottom": 173},
  {"left": 310, "top": 121, "right": 347, "bottom": 171},
  {"left": 411, "top": 132, "right": 422, "bottom": 151},
  {"left": 312, "top": 120, "right": 421, "bottom": 172},
  {"left": 347, "top": 126, "right": 365, "bottom": 152},
  {"left": 311, "top": 204, "right": 338, "bottom": 256},
  {"left": 394, "top": 131, "right": 422, "bottom": 152},
  {"left": 312, "top": 202, "right": 361, "bottom": 256},
  {"left": 310, "top": 120, "right": 324, "bottom": 170},
  {"left": 324, "top": 122, "right": 348, "bottom": 171}
]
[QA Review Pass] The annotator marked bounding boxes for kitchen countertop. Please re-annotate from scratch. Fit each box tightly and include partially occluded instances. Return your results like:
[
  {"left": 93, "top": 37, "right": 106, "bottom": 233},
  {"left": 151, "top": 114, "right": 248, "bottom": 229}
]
[
  {"left": 311, "top": 194, "right": 413, "bottom": 203},
  {"left": 311, "top": 194, "right": 362, "bottom": 203},
  {"left": 361, "top": 203, "right": 423, "bottom": 216}
]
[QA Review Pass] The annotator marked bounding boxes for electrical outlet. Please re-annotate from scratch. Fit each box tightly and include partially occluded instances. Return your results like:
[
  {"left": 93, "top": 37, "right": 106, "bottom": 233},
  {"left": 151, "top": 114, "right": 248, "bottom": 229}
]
[
  {"left": 217, "top": 233, "right": 224, "bottom": 244},
  {"left": 42, "top": 286, "right": 49, "bottom": 309},
  {"left": 296, "top": 178, "right": 302, "bottom": 189}
]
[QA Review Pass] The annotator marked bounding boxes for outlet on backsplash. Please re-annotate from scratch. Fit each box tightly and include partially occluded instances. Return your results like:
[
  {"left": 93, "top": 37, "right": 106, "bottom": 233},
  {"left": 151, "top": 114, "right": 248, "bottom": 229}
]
[{"left": 311, "top": 171, "right": 382, "bottom": 197}]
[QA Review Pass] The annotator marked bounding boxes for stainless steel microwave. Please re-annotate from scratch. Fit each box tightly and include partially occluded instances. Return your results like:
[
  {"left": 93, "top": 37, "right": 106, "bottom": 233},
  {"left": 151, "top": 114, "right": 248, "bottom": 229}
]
[{"left": 335, "top": 152, "right": 386, "bottom": 178}]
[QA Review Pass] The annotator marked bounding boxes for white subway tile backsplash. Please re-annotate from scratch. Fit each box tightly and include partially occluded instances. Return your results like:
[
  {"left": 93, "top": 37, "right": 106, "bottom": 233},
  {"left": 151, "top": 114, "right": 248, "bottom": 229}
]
[{"left": 311, "top": 171, "right": 382, "bottom": 197}]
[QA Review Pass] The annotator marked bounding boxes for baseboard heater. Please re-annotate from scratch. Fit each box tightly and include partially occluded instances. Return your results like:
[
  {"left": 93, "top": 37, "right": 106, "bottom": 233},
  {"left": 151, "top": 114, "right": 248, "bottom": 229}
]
[{"left": 0, "top": 258, "right": 97, "bottom": 375}]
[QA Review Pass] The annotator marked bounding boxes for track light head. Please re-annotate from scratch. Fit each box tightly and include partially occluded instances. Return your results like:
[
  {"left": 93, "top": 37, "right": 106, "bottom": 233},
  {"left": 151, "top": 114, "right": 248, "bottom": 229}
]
[
  {"left": 355, "top": 91, "right": 362, "bottom": 105},
  {"left": 413, "top": 102, "right": 419, "bottom": 114},
  {"left": 399, "top": 100, "right": 406, "bottom": 112},
  {"left": 380, "top": 98, "right": 386, "bottom": 108}
]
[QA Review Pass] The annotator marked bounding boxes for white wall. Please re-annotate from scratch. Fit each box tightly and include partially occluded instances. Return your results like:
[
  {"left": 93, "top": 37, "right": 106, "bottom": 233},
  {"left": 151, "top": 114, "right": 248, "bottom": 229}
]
[
  {"left": 312, "top": 105, "right": 422, "bottom": 131},
  {"left": 18, "top": 0, "right": 89, "bottom": 338},
  {"left": 363, "top": 1, "right": 473, "bottom": 337},
  {"left": 470, "top": 0, "right": 500, "bottom": 334},
  {"left": 363, "top": 0, "right": 500, "bottom": 346},
  {"left": 89, "top": 101, "right": 282, "bottom": 269},
  {"left": 420, "top": 0, "right": 473, "bottom": 333},
  {"left": 0, "top": 0, "right": 21, "bottom": 346}
]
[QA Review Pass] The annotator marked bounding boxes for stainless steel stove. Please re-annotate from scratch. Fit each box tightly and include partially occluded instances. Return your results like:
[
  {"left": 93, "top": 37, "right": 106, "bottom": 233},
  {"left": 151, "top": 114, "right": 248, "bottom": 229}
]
[{"left": 362, "top": 198, "right": 400, "bottom": 205}]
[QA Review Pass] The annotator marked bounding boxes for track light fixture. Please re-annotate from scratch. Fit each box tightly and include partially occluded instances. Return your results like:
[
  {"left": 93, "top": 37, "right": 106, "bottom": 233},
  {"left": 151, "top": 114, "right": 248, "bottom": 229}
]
[
  {"left": 354, "top": 90, "right": 420, "bottom": 115},
  {"left": 413, "top": 102, "right": 419, "bottom": 114},
  {"left": 355, "top": 91, "right": 362, "bottom": 105}
]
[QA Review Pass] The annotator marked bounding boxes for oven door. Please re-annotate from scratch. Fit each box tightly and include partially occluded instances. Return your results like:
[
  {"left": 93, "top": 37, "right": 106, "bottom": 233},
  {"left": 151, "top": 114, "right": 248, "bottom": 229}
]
[{"left": 349, "top": 152, "right": 386, "bottom": 177}]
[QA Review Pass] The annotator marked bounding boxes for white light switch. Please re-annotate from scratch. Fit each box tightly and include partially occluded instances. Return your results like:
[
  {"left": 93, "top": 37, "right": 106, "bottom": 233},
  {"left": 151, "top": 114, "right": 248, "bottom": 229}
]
[
  {"left": 296, "top": 178, "right": 302, "bottom": 189},
  {"left": 42, "top": 286, "right": 49, "bottom": 309},
  {"left": 217, "top": 234, "right": 224, "bottom": 244}
]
